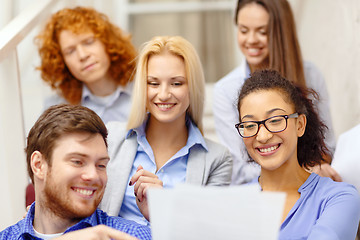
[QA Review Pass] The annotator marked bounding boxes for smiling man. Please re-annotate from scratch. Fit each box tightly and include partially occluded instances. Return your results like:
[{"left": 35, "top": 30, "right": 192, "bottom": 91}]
[{"left": 0, "top": 104, "right": 151, "bottom": 240}]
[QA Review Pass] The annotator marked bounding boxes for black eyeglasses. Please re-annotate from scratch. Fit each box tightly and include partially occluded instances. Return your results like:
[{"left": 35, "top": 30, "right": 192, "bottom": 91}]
[{"left": 235, "top": 113, "right": 299, "bottom": 138}]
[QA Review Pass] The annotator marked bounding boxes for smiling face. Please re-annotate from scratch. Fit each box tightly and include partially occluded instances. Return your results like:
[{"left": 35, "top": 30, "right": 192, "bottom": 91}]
[
  {"left": 239, "top": 89, "right": 306, "bottom": 171},
  {"left": 59, "top": 30, "right": 111, "bottom": 88},
  {"left": 40, "top": 132, "right": 109, "bottom": 219},
  {"left": 237, "top": 2, "right": 269, "bottom": 71},
  {"left": 146, "top": 51, "right": 190, "bottom": 125}
]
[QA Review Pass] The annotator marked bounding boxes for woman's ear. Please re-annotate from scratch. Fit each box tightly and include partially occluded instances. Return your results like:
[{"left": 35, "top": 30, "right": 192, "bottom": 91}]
[
  {"left": 30, "top": 151, "right": 48, "bottom": 181},
  {"left": 296, "top": 114, "right": 307, "bottom": 137}
]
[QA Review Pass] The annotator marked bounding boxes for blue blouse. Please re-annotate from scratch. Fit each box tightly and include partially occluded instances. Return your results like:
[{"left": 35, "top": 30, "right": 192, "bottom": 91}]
[
  {"left": 252, "top": 173, "right": 360, "bottom": 239},
  {"left": 119, "top": 118, "right": 207, "bottom": 225}
]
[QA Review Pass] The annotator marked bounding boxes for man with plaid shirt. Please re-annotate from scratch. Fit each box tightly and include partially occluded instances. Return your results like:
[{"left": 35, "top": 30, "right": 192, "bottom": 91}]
[{"left": 0, "top": 104, "right": 151, "bottom": 240}]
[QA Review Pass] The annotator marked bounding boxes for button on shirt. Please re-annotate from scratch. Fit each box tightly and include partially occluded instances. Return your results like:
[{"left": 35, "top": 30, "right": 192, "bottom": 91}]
[
  {"left": 44, "top": 82, "right": 133, "bottom": 124},
  {"left": 0, "top": 203, "right": 152, "bottom": 240},
  {"left": 119, "top": 118, "right": 207, "bottom": 226}
]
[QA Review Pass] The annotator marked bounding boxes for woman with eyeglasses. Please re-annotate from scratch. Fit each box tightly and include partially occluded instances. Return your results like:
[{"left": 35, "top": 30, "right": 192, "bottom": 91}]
[
  {"left": 100, "top": 36, "right": 233, "bottom": 225},
  {"left": 236, "top": 69, "right": 360, "bottom": 239},
  {"left": 213, "top": 0, "right": 337, "bottom": 185}
]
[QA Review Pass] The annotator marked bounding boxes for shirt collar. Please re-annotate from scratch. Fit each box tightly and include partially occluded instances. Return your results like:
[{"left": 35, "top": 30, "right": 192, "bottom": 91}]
[
  {"left": 127, "top": 115, "right": 208, "bottom": 151},
  {"left": 19, "top": 203, "right": 98, "bottom": 239},
  {"left": 186, "top": 117, "right": 208, "bottom": 151},
  {"left": 82, "top": 82, "right": 133, "bottom": 103},
  {"left": 19, "top": 202, "right": 37, "bottom": 239}
]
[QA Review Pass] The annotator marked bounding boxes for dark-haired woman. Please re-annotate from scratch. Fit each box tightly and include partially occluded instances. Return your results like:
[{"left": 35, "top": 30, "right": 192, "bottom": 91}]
[
  {"left": 236, "top": 69, "right": 359, "bottom": 239},
  {"left": 213, "top": 0, "right": 337, "bottom": 184}
]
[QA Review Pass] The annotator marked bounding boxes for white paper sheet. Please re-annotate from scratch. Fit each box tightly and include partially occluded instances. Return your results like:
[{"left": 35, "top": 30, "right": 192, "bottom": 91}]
[{"left": 148, "top": 184, "right": 286, "bottom": 240}]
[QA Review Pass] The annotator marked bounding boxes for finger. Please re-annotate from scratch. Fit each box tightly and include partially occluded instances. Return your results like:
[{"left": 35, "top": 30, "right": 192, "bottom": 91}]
[
  {"left": 134, "top": 177, "right": 162, "bottom": 201},
  {"left": 320, "top": 163, "right": 342, "bottom": 182},
  {"left": 94, "top": 225, "right": 139, "bottom": 240},
  {"left": 129, "top": 168, "right": 157, "bottom": 186},
  {"left": 328, "top": 168, "right": 343, "bottom": 182},
  {"left": 133, "top": 175, "right": 162, "bottom": 194},
  {"left": 139, "top": 181, "right": 163, "bottom": 201},
  {"left": 106, "top": 228, "right": 139, "bottom": 240}
]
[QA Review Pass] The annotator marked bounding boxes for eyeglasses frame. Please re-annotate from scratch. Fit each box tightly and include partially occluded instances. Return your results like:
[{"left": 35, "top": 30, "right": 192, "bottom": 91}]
[{"left": 235, "top": 113, "right": 299, "bottom": 138}]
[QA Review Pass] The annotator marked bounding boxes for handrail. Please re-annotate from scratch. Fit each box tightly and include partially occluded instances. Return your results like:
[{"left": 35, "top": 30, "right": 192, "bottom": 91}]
[
  {"left": 0, "top": 0, "right": 59, "bottom": 62},
  {"left": 0, "top": 0, "right": 59, "bottom": 230}
]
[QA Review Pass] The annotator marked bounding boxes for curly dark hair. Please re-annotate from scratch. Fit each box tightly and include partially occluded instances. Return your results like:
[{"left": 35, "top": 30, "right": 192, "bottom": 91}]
[
  {"left": 35, "top": 6, "right": 137, "bottom": 104},
  {"left": 237, "top": 69, "right": 328, "bottom": 168}
]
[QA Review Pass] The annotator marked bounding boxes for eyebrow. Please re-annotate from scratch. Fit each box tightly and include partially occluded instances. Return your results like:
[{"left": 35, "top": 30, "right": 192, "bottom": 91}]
[
  {"left": 238, "top": 23, "right": 268, "bottom": 30},
  {"left": 66, "top": 152, "right": 110, "bottom": 161},
  {"left": 147, "top": 76, "right": 186, "bottom": 80},
  {"left": 61, "top": 36, "right": 95, "bottom": 51},
  {"left": 241, "top": 108, "right": 286, "bottom": 121}
]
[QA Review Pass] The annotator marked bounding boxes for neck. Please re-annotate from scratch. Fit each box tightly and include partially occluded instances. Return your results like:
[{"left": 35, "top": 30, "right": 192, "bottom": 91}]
[
  {"left": 85, "top": 74, "right": 117, "bottom": 97},
  {"left": 249, "top": 59, "right": 269, "bottom": 73},
  {"left": 259, "top": 160, "right": 310, "bottom": 192},
  {"left": 146, "top": 115, "right": 188, "bottom": 145},
  {"left": 33, "top": 199, "right": 78, "bottom": 234}
]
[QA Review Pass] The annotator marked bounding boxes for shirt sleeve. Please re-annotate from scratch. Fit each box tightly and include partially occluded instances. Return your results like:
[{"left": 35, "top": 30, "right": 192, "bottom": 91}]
[
  {"left": 304, "top": 62, "right": 336, "bottom": 155},
  {"left": 132, "top": 225, "right": 152, "bottom": 240},
  {"left": 213, "top": 77, "right": 260, "bottom": 184},
  {"left": 307, "top": 185, "right": 360, "bottom": 240},
  {"left": 205, "top": 144, "right": 233, "bottom": 186}
]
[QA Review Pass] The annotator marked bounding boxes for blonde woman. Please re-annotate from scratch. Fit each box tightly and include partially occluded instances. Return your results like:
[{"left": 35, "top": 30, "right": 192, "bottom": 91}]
[{"left": 101, "top": 36, "right": 232, "bottom": 225}]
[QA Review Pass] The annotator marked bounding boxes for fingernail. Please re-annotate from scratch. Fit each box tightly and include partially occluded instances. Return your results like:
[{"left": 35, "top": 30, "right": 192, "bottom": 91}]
[
  {"left": 134, "top": 192, "right": 137, "bottom": 197},
  {"left": 129, "top": 181, "right": 132, "bottom": 186},
  {"left": 138, "top": 198, "right": 141, "bottom": 202}
]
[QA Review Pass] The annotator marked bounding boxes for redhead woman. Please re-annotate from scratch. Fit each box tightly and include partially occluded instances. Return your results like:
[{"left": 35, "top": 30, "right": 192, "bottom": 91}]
[
  {"left": 213, "top": 0, "right": 337, "bottom": 184},
  {"left": 100, "top": 36, "right": 232, "bottom": 225},
  {"left": 236, "top": 69, "right": 359, "bottom": 239}
]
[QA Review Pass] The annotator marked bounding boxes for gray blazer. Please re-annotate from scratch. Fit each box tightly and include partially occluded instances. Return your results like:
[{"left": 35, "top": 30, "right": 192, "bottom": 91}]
[{"left": 100, "top": 121, "right": 233, "bottom": 216}]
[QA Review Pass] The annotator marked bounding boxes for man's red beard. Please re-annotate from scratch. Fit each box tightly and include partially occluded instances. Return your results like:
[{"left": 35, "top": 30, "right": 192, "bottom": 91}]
[{"left": 41, "top": 168, "right": 104, "bottom": 220}]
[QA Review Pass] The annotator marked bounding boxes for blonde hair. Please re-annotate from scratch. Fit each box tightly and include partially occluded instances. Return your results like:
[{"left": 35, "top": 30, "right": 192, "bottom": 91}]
[{"left": 127, "top": 36, "right": 205, "bottom": 133}]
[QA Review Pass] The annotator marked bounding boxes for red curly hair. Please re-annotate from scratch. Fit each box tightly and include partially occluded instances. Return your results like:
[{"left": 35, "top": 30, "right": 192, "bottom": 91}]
[{"left": 36, "top": 6, "right": 137, "bottom": 104}]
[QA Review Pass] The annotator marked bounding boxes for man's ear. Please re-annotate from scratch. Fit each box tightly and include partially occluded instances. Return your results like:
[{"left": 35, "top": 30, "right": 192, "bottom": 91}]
[
  {"left": 30, "top": 151, "right": 48, "bottom": 180},
  {"left": 296, "top": 114, "right": 307, "bottom": 137}
]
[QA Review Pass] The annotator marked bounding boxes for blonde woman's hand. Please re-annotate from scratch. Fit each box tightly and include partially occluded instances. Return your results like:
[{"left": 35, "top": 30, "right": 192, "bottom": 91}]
[{"left": 129, "top": 165, "right": 163, "bottom": 221}]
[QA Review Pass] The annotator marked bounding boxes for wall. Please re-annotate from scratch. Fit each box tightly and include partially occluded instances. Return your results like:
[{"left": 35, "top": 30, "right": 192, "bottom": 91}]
[{"left": 291, "top": 0, "right": 360, "bottom": 137}]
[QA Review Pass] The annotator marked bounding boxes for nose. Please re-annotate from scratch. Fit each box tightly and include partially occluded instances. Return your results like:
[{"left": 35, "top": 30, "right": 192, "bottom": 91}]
[
  {"left": 256, "top": 124, "right": 272, "bottom": 143},
  {"left": 247, "top": 31, "right": 258, "bottom": 44},
  {"left": 77, "top": 45, "right": 89, "bottom": 62},
  {"left": 158, "top": 84, "right": 171, "bottom": 101},
  {"left": 81, "top": 165, "right": 99, "bottom": 182}
]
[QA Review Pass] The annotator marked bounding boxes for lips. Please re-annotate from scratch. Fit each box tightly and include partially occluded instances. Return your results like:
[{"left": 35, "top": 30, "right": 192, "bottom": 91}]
[
  {"left": 256, "top": 143, "right": 280, "bottom": 155},
  {"left": 82, "top": 62, "right": 97, "bottom": 71},
  {"left": 246, "top": 47, "right": 263, "bottom": 56},
  {"left": 72, "top": 187, "right": 96, "bottom": 198},
  {"left": 155, "top": 103, "right": 176, "bottom": 111}
]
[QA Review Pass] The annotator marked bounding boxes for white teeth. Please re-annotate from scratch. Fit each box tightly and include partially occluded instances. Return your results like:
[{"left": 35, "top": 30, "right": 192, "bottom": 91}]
[
  {"left": 248, "top": 48, "right": 260, "bottom": 54},
  {"left": 157, "top": 104, "right": 173, "bottom": 109},
  {"left": 74, "top": 188, "right": 93, "bottom": 196},
  {"left": 259, "top": 145, "right": 278, "bottom": 153}
]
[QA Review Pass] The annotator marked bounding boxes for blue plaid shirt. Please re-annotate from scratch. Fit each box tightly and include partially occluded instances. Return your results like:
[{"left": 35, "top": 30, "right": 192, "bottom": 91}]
[{"left": 0, "top": 203, "right": 151, "bottom": 240}]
